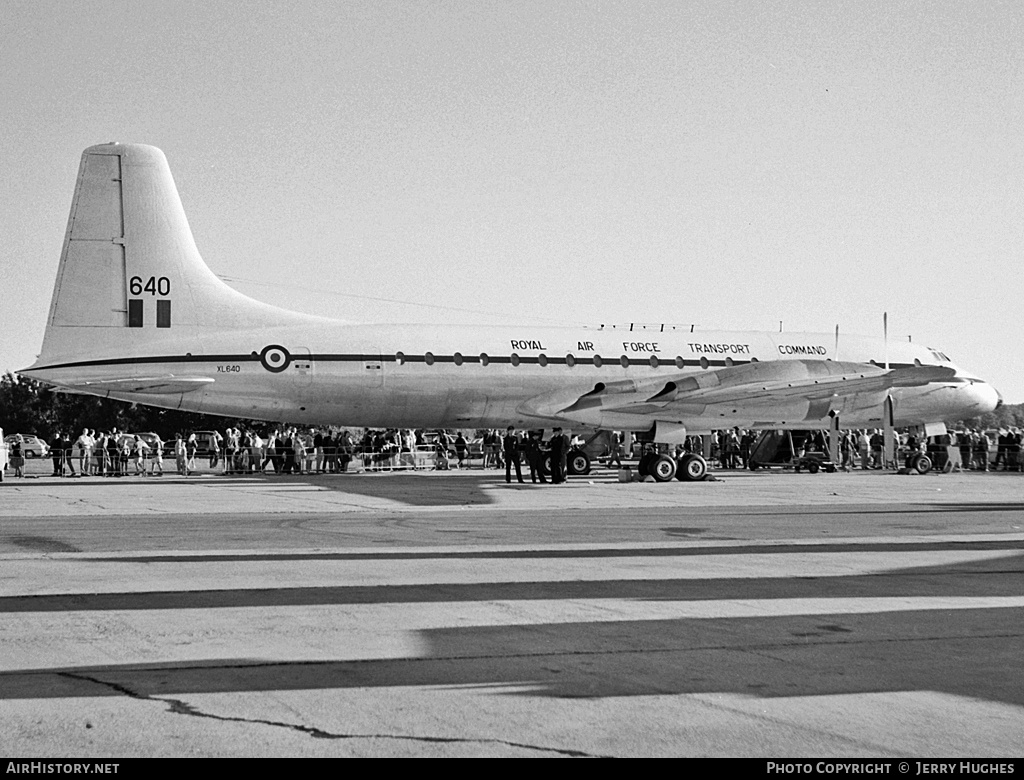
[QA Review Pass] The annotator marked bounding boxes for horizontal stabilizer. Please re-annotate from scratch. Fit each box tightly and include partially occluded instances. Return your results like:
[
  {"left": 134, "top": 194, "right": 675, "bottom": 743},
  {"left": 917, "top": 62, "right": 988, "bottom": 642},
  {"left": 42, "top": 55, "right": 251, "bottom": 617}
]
[{"left": 49, "top": 376, "right": 215, "bottom": 395}]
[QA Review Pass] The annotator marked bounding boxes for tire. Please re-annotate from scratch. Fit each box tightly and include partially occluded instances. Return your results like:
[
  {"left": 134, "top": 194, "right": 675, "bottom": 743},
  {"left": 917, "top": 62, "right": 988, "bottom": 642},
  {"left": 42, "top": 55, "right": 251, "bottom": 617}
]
[
  {"left": 543, "top": 455, "right": 552, "bottom": 474},
  {"left": 676, "top": 453, "right": 708, "bottom": 482},
  {"left": 748, "top": 460, "right": 759, "bottom": 471},
  {"left": 807, "top": 461, "right": 820, "bottom": 474},
  {"left": 650, "top": 454, "right": 677, "bottom": 482},
  {"left": 914, "top": 454, "right": 933, "bottom": 475},
  {"left": 637, "top": 453, "right": 654, "bottom": 477},
  {"left": 567, "top": 451, "right": 591, "bottom": 476}
]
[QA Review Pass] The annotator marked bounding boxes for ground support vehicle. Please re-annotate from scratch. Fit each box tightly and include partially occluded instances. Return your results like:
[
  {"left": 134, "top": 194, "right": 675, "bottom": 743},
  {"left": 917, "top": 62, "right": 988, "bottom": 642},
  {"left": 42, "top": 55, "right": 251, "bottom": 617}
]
[
  {"left": 748, "top": 430, "right": 834, "bottom": 473},
  {"left": 541, "top": 446, "right": 592, "bottom": 477},
  {"left": 902, "top": 449, "right": 934, "bottom": 474},
  {"left": 793, "top": 451, "right": 837, "bottom": 474}
]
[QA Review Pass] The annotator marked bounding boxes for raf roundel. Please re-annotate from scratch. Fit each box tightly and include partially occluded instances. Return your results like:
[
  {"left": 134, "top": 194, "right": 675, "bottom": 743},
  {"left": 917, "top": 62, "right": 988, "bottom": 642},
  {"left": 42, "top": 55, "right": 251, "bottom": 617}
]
[{"left": 259, "top": 345, "right": 291, "bottom": 373}]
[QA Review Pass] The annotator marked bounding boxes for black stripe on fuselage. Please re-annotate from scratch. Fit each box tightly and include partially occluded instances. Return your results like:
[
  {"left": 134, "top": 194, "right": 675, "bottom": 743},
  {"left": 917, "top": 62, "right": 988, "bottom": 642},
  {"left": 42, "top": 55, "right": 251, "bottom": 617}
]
[{"left": 28, "top": 353, "right": 920, "bottom": 372}]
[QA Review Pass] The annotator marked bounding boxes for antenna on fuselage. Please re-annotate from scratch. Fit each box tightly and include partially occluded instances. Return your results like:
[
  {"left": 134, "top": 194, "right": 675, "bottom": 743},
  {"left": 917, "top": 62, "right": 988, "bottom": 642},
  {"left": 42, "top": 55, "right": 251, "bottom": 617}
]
[
  {"left": 834, "top": 324, "right": 840, "bottom": 361},
  {"left": 883, "top": 312, "right": 889, "bottom": 370}
]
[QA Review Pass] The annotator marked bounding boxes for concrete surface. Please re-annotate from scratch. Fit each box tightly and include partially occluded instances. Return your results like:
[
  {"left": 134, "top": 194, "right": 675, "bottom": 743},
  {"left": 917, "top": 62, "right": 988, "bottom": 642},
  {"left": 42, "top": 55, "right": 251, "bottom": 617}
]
[{"left": 1, "top": 468, "right": 1022, "bottom": 757}]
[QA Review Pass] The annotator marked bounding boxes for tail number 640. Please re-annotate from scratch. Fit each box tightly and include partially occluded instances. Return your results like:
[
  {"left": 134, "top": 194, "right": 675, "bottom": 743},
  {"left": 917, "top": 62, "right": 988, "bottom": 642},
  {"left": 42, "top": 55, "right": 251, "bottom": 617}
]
[{"left": 130, "top": 276, "right": 171, "bottom": 296}]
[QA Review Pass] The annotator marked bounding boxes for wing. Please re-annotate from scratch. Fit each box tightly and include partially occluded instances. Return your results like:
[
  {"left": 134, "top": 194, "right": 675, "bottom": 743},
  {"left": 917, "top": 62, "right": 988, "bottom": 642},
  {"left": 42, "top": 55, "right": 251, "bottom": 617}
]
[{"left": 526, "top": 360, "right": 956, "bottom": 426}]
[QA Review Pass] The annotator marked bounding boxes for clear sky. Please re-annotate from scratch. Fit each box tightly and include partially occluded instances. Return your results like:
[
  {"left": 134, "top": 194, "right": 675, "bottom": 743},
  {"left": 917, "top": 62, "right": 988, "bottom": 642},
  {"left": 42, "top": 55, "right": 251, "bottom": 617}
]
[{"left": 2, "top": 0, "right": 1022, "bottom": 401}]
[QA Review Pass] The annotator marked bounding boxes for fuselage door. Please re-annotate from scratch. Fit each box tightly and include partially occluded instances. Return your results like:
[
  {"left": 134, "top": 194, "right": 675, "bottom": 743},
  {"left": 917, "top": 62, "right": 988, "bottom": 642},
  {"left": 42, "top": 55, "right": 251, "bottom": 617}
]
[
  {"left": 293, "top": 347, "right": 314, "bottom": 385},
  {"left": 361, "top": 349, "right": 383, "bottom": 387}
]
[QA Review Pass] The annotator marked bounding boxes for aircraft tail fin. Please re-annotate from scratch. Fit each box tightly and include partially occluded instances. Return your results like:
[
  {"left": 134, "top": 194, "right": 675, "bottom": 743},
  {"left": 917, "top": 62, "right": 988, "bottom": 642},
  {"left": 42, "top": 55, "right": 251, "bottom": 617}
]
[{"left": 34, "top": 143, "right": 303, "bottom": 367}]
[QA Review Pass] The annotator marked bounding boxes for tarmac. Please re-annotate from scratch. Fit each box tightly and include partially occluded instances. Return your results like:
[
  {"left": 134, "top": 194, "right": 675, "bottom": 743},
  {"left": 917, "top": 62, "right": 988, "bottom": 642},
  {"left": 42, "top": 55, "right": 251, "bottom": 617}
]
[{"left": 1, "top": 465, "right": 1022, "bottom": 757}]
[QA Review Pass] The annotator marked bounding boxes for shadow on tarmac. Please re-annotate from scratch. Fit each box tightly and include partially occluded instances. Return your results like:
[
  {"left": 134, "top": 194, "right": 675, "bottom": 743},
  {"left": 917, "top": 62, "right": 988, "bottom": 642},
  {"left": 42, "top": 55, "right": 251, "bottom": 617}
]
[
  {"left": 2, "top": 547, "right": 1023, "bottom": 613},
  {"left": 2, "top": 551, "right": 1022, "bottom": 706},
  {"left": 2, "top": 607, "right": 1021, "bottom": 706}
]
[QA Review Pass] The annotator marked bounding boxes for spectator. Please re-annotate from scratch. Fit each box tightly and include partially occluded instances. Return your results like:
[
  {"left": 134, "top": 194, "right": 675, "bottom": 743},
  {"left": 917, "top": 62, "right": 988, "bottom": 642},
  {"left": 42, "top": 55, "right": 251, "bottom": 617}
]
[
  {"left": 133, "top": 435, "right": 149, "bottom": 475},
  {"left": 455, "top": 432, "right": 468, "bottom": 469},
  {"left": 974, "top": 431, "right": 990, "bottom": 471},
  {"left": 10, "top": 435, "right": 25, "bottom": 478},
  {"left": 150, "top": 433, "right": 164, "bottom": 476}
]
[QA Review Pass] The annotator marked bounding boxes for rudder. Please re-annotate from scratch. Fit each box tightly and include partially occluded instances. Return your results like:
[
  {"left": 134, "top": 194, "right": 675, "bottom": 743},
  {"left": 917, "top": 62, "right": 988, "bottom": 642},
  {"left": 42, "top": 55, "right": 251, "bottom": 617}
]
[{"left": 37, "top": 143, "right": 299, "bottom": 366}]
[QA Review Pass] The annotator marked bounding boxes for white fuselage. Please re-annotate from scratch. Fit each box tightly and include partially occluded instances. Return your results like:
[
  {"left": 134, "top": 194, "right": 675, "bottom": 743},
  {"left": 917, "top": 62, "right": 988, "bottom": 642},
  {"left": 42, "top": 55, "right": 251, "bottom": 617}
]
[{"left": 26, "top": 319, "right": 1000, "bottom": 433}]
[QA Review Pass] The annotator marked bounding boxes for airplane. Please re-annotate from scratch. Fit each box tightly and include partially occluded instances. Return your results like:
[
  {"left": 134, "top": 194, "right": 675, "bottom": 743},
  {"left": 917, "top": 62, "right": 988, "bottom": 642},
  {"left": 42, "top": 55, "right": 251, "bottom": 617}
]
[{"left": 20, "top": 143, "right": 1001, "bottom": 481}]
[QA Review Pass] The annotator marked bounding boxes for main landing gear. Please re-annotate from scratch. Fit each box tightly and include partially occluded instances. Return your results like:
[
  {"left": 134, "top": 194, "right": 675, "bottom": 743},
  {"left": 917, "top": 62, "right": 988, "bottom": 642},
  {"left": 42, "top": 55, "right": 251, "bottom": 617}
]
[{"left": 637, "top": 452, "right": 708, "bottom": 482}]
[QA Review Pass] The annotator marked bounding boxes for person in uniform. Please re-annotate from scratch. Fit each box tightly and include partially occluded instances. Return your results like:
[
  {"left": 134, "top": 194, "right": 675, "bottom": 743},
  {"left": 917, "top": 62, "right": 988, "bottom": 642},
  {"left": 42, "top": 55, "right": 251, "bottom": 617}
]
[
  {"left": 524, "top": 431, "right": 547, "bottom": 483},
  {"left": 503, "top": 426, "right": 523, "bottom": 483},
  {"left": 548, "top": 427, "right": 566, "bottom": 484}
]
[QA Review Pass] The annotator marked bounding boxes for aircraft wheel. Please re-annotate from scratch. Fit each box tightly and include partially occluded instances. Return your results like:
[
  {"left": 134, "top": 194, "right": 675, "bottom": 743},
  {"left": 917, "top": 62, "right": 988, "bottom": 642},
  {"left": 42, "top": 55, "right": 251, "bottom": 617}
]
[
  {"left": 650, "top": 454, "right": 677, "bottom": 482},
  {"left": 913, "top": 454, "right": 933, "bottom": 475},
  {"left": 807, "top": 461, "right": 820, "bottom": 474},
  {"left": 748, "top": 460, "right": 759, "bottom": 471},
  {"left": 637, "top": 453, "right": 654, "bottom": 477},
  {"left": 677, "top": 454, "right": 708, "bottom": 482},
  {"left": 568, "top": 451, "right": 591, "bottom": 476},
  {"left": 543, "top": 455, "right": 552, "bottom": 474}
]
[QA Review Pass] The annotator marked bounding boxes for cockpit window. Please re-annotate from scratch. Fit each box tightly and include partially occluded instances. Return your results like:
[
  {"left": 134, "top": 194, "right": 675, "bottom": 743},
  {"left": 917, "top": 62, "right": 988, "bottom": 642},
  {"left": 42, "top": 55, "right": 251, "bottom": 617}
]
[{"left": 927, "top": 348, "right": 951, "bottom": 362}]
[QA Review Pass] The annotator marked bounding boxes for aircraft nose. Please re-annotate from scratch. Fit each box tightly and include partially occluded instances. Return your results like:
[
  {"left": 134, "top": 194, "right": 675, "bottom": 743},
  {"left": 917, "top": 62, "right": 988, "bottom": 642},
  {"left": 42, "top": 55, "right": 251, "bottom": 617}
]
[{"left": 969, "top": 381, "right": 1001, "bottom": 414}]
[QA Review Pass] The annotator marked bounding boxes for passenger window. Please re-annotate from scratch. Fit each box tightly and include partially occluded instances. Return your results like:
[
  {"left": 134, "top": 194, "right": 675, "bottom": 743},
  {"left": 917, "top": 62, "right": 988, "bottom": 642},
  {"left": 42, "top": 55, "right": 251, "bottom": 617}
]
[
  {"left": 675, "top": 356, "right": 684, "bottom": 369},
  {"left": 395, "top": 351, "right": 405, "bottom": 366},
  {"left": 649, "top": 355, "right": 659, "bottom": 368},
  {"left": 538, "top": 354, "right": 548, "bottom": 367},
  {"left": 510, "top": 353, "right": 520, "bottom": 367},
  {"left": 424, "top": 352, "right": 435, "bottom": 366},
  {"left": 700, "top": 357, "right": 709, "bottom": 369},
  {"left": 480, "top": 353, "right": 489, "bottom": 366},
  {"left": 566, "top": 354, "right": 576, "bottom": 368},
  {"left": 619, "top": 355, "right": 629, "bottom": 368},
  {"left": 593, "top": 355, "right": 603, "bottom": 368},
  {"left": 453, "top": 352, "right": 464, "bottom": 366}
]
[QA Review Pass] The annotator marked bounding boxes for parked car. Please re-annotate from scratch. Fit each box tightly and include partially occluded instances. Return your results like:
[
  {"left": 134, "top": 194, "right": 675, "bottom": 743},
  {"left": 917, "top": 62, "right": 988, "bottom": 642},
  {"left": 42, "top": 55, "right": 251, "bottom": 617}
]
[
  {"left": 3, "top": 434, "right": 49, "bottom": 458},
  {"left": 133, "top": 432, "right": 171, "bottom": 455},
  {"left": 191, "top": 430, "right": 222, "bottom": 455}
]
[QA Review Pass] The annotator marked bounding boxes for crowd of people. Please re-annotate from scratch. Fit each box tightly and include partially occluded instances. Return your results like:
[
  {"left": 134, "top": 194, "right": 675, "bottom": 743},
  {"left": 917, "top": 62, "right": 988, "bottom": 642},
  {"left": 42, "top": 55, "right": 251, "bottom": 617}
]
[
  {"left": 4, "top": 423, "right": 1021, "bottom": 478},
  {"left": 696, "top": 426, "right": 1023, "bottom": 472},
  {"left": 5, "top": 426, "right": 529, "bottom": 478}
]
